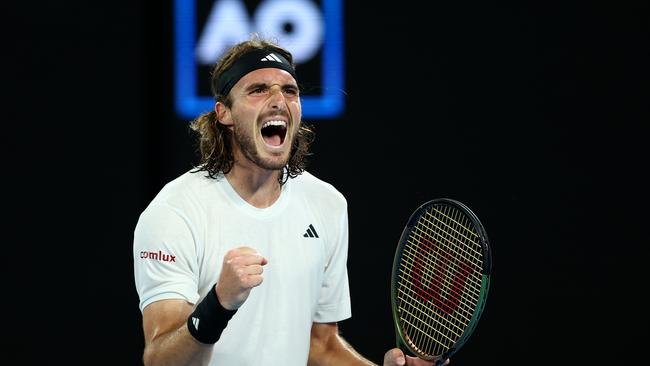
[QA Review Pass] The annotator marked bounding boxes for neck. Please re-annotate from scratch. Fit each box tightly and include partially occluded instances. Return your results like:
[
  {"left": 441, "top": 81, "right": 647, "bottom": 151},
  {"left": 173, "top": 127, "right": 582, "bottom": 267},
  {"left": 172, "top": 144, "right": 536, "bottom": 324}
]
[{"left": 225, "top": 163, "right": 283, "bottom": 209}]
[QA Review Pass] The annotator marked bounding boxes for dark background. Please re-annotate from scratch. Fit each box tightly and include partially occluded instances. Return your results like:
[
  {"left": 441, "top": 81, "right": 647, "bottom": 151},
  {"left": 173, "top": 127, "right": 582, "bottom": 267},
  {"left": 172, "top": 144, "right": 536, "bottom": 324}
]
[{"left": 6, "top": 0, "right": 647, "bottom": 364}]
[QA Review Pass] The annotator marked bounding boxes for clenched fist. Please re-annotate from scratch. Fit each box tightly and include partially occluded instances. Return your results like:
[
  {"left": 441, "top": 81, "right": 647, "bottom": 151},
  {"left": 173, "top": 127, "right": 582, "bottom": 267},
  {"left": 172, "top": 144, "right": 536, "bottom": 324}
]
[{"left": 215, "top": 246, "right": 268, "bottom": 310}]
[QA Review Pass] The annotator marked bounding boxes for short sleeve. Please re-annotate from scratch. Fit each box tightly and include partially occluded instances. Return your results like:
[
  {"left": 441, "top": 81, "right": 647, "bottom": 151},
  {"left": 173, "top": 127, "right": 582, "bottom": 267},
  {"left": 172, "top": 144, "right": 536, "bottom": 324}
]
[
  {"left": 133, "top": 203, "right": 201, "bottom": 312},
  {"left": 313, "top": 208, "right": 352, "bottom": 323}
]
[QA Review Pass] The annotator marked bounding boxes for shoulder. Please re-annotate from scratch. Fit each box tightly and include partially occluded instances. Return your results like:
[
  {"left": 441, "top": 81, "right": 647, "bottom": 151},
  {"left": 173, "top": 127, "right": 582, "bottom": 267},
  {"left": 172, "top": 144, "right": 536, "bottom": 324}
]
[
  {"left": 153, "top": 170, "right": 216, "bottom": 204},
  {"left": 141, "top": 169, "right": 222, "bottom": 220},
  {"left": 292, "top": 171, "right": 345, "bottom": 200},
  {"left": 291, "top": 171, "right": 347, "bottom": 212}
]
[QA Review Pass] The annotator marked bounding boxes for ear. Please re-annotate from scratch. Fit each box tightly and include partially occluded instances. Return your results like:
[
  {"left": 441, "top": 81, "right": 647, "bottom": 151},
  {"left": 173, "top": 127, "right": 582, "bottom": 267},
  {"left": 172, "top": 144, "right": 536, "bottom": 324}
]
[{"left": 215, "top": 102, "right": 233, "bottom": 126}]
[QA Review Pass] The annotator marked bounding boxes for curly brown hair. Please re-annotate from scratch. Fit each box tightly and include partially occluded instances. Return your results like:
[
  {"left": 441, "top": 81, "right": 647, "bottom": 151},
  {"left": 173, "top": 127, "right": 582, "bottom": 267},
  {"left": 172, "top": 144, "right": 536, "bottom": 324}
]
[{"left": 189, "top": 35, "right": 314, "bottom": 184}]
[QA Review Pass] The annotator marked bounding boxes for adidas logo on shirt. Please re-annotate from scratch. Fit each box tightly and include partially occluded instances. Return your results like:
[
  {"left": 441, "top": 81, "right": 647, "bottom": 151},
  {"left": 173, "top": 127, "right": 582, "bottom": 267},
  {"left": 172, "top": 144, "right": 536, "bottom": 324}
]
[
  {"left": 260, "top": 53, "right": 283, "bottom": 63},
  {"left": 303, "top": 224, "right": 319, "bottom": 238},
  {"left": 191, "top": 317, "right": 200, "bottom": 330}
]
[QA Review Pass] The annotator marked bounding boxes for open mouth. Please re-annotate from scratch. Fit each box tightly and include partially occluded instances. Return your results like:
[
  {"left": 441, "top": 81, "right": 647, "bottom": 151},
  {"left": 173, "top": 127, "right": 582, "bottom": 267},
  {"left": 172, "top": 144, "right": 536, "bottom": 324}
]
[{"left": 261, "top": 120, "right": 288, "bottom": 147}]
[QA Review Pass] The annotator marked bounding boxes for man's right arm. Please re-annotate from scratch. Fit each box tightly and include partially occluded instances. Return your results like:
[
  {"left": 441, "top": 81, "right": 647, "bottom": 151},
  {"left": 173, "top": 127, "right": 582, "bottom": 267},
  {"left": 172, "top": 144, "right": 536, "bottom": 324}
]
[
  {"left": 142, "top": 299, "right": 213, "bottom": 366},
  {"left": 140, "top": 247, "right": 268, "bottom": 366}
]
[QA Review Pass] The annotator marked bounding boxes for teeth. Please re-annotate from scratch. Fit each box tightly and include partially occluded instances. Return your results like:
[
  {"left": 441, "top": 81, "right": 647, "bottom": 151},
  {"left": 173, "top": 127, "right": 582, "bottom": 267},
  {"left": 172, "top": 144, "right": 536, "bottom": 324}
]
[{"left": 262, "top": 120, "right": 287, "bottom": 128}]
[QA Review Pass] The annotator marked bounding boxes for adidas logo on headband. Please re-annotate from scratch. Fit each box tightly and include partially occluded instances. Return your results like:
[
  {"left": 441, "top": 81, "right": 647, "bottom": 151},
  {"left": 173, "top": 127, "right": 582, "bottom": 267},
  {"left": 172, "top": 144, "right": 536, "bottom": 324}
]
[{"left": 260, "top": 53, "right": 284, "bottom": 63}]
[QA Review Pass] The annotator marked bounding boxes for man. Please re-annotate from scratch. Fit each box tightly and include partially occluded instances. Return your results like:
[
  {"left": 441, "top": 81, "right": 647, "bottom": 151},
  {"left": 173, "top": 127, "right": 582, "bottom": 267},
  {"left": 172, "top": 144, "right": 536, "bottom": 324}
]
[{"left": 133, "top": 35, "right": 447, "bottom": 366}]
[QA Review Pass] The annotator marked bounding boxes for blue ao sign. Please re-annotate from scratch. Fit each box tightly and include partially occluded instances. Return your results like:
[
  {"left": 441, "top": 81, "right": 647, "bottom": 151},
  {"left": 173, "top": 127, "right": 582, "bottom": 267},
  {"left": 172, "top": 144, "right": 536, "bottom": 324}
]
[{"left": 174, "top": 0, "right": 345, "bottom": 120}]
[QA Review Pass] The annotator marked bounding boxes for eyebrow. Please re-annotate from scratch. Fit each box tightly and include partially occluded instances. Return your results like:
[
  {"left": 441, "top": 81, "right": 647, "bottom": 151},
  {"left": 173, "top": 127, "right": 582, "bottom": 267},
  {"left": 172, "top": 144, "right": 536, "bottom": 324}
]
[{"left": 244, "top": 82, "right": 299, "bottom": 92}]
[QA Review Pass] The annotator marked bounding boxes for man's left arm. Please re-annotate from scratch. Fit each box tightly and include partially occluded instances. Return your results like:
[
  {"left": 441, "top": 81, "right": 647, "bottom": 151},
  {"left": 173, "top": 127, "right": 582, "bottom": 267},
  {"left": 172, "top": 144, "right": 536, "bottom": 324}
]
[
  {"left": 308, "top": 322, "right": 442, "bottom": 366},
  {"left": 308, "top": 322, "right": 374, "bottom": 366}
]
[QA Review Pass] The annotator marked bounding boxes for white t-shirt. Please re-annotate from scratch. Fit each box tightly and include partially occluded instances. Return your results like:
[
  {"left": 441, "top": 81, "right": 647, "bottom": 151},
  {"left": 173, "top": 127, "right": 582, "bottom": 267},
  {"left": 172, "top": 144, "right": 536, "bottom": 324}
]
[{"left": 133, "top": 170, "right": 352, "bottom": 365}]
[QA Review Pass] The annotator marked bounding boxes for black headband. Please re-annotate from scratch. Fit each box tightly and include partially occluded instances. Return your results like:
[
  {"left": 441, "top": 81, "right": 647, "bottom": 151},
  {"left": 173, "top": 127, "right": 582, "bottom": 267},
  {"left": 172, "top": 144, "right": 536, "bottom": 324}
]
[{"left": 213, "top": 48, "right": 297, "bottom": 98}]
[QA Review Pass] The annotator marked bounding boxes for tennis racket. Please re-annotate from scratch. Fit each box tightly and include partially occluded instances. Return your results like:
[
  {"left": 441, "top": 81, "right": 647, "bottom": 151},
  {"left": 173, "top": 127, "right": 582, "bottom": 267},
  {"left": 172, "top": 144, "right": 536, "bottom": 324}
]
[{"left": 391, "top": 198, "right": 492, "bottom": 364}]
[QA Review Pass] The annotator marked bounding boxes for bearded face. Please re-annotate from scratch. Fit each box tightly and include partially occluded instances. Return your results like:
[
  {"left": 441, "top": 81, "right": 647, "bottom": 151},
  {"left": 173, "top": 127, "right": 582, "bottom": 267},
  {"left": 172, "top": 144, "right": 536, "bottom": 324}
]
[{"left": 218, "top": 68, "right": 302, "bottom": 172}]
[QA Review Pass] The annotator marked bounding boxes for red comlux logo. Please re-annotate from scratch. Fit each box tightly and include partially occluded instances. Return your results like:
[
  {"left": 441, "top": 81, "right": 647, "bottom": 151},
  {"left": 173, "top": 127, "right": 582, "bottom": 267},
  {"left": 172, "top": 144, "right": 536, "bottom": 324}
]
[{"left": 140, "top": 250, "right": 176, "bottom": 263}]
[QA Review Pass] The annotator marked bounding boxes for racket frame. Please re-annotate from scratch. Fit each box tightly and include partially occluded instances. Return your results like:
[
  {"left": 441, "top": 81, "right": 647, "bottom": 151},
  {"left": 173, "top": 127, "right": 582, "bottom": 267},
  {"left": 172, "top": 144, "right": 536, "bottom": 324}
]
[{"left": 390, "top": 198, "right": 492, "bottom": 362}]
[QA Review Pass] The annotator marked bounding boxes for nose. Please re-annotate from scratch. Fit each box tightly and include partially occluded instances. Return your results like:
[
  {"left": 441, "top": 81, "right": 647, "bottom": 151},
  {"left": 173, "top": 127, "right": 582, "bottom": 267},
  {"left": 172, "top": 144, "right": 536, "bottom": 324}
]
[{"left": 268, "top": 85, "right": 286, "bottom": 110}]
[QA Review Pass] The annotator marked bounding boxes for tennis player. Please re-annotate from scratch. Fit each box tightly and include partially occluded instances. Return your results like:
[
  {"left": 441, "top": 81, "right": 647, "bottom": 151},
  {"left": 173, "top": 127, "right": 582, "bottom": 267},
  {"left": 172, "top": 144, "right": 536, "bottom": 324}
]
[{"left": 133, "top": 35, "right": 447, "bottom": 366}]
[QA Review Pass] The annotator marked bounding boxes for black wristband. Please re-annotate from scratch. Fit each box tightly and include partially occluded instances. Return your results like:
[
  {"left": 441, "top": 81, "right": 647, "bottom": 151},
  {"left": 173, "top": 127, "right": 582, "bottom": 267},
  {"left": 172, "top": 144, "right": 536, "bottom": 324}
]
[{"left": 187, "top": 287, "right": 237, "bottom": 344}]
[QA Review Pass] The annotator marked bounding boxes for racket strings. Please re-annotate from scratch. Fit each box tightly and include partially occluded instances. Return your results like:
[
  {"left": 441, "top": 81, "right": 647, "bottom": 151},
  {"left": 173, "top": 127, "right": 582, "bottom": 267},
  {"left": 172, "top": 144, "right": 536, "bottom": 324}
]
[
  {"left": 400, "top": 257, "right": 474, "bottom": 348},
  {"left": 404, "top": 210, "right": 483, "bottom": 307},
  {"left": 396, "top": 285, "right": 467, "bottom": 337},
  {"left": 405, "top": 229, "right": 483, "bottom": 297},
  {"left": 407, "top": 226, "right": 483, "bottom": 294},
  {"left": 399, "top": 237, "right": 480, "bottom": 314},
  {"left": 398, "top": 205, "right": 478, "bottom": 356},
  {"left": 398, "top": 234, "right": 480, "bottom": 351},
  {"left": 396, "top": 273, "right": 475, "bottom": 326},
  {"left": 396, "top": 204, "right": 485, "bottom": 358},
  {"left": 421, "top": 208, "right": 483, "bottom": 262},
  {"left": 398, "top": 253, "right": 478, "bottom": 322}
]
